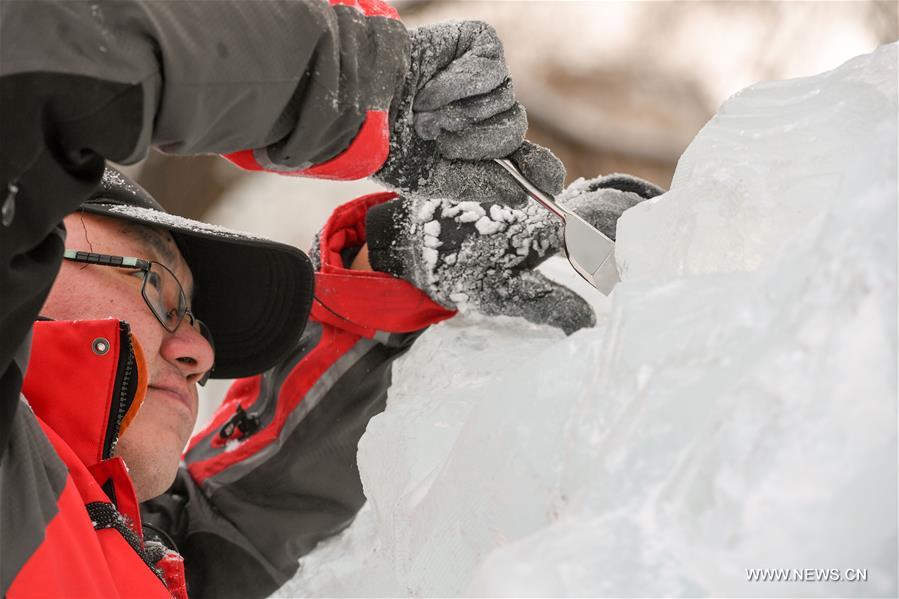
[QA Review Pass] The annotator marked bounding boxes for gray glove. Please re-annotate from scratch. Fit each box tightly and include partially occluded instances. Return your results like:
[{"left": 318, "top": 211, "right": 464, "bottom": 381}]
[
  {"left": 374, "top": 21, "right": 564, "bottom": 206},
  {"left": 365, "top": 174, "right": 665, "bottom": 334}
]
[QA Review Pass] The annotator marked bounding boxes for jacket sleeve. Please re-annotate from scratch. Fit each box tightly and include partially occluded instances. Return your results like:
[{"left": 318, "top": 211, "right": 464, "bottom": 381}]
[
  {"left": 141, "top": 193, "right": 456, "bottom": 599},
  {"left": 0, "top": 0, "right": 409, "bottom": 463}
]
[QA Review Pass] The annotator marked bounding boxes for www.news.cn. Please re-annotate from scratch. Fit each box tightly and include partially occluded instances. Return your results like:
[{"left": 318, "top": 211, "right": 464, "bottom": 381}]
[{"left": 746, "top": 568, "right": 868, "bottom": 583}]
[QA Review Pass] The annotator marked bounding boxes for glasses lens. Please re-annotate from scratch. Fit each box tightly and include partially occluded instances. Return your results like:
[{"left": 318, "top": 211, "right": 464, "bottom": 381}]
[
  {"left": 140, "top": 262, "right": 215, "bottom": 385},
  {"left": 141, "top": 262, "right": 187, "bottom": 333}
]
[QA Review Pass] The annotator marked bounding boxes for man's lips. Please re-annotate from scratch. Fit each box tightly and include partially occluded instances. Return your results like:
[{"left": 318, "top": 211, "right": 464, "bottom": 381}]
[{"left": 148, "top": 384, "right": 194, "bottom": 414}]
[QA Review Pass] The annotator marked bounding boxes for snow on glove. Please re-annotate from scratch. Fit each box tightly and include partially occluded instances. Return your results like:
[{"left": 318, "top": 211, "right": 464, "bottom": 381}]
[
  {"left": 373, "top": 21, "right": 565, "bottom": 206},
  {"left": 366, "top": 174, "right": 665, "bottom": 334}
]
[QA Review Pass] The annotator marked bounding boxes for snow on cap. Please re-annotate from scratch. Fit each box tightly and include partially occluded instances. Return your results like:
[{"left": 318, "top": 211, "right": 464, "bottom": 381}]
[{"left": 79, "top": 166, "right": 314, "bottom": 380}]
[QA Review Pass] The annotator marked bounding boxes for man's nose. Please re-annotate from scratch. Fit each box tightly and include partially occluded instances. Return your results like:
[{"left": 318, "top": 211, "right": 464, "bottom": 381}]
[{"left": 161, "top": 320, "right": 216, "bottom": 384}]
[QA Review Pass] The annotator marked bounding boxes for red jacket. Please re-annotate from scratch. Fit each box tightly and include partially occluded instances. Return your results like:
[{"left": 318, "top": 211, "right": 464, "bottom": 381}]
[
  {"left": 1, "top": 0, "right": 410, "bottom": 522},
  {"left": 11, "top": 318, "right": 186, "bottom": 598},
  {"left": 6, "top": 193, "right": 454, "bottom": 598}
]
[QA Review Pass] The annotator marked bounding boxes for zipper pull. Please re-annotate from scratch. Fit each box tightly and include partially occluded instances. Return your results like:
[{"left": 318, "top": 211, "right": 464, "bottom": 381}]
[{"left": 219, "top": 405, "right": 260, "bottom": 442}]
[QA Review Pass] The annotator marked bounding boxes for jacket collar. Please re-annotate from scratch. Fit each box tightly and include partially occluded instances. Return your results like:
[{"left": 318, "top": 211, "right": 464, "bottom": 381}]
[{"left": 22, "top": 319, "right": 146, "bottom": 469}]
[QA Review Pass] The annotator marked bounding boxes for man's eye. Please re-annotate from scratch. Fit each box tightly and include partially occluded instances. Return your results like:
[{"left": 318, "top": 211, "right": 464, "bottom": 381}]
[{"left": 145, "top": 271, "right": 162, "bottom": 290}]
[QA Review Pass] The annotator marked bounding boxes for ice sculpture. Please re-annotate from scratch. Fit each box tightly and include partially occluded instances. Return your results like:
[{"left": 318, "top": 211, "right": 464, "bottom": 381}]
[{"left": 278, "top": 44, "right": 897, "bottom": 597}]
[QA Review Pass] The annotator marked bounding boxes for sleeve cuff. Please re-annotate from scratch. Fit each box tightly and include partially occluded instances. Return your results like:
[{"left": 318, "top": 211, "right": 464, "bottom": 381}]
[{"left": 223, "top": 110, "right": 390, "bottom": 181}]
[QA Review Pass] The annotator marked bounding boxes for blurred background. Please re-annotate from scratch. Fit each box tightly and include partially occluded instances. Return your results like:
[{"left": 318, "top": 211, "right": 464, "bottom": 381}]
[
  {"left": 112, "top": 1, "right": 896, "bottom": 425},
  {"left": 121, "top": 0, "right": 896, "bottom": 253}
]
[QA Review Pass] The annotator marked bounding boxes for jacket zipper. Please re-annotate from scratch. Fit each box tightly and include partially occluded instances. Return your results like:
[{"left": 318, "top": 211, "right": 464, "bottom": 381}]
[{"left": 102, "top": 322, "right": 137, "bottom": 461}]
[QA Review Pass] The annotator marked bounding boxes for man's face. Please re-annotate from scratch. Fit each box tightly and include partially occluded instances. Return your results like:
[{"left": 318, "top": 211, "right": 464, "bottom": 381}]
[{"left": 42, "top": 213, "right": 215, "bottom": 501}]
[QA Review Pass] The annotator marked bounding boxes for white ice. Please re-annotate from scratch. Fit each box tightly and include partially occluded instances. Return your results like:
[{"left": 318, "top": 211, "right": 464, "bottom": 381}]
[{"left": 277, "top": 44, "right": 897, "bottom": 597}]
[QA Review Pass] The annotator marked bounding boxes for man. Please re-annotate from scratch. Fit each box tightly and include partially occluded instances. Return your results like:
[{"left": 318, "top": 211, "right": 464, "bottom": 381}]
[
  {"left": 0, "top": 1, "right": 660, "bottom": 596},
  {"left": 2, "top": 2, "right": 567, "bottom": 595},
  {"left": 8, "top": 165, "right": 662, "bottom": 598},
  {"left": 1, "top": 0, "right": 565, "bottom": 451}
]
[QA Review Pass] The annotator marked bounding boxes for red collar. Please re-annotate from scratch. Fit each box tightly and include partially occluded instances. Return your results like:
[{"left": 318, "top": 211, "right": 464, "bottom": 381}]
[{"left": 22, "top": 319, "right": 147, "bottom": 469}]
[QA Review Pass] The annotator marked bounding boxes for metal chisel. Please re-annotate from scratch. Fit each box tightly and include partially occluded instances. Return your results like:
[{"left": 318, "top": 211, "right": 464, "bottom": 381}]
[{"left": 493, "top": 158, "right": 619, "bottom": 295}]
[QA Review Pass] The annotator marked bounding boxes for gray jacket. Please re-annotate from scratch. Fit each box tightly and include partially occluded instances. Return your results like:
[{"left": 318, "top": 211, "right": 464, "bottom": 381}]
[
  {"left": 0, "top": 1, "right": 409, "bottom": 596},
  {"left": 0, "top": 0, "right": 407, "bottom": 468}
]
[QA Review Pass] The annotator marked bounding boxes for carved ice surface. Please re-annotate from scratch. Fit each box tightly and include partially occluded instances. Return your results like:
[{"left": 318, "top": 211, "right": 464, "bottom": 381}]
[{"left": 277, "top": 44, "right": 897, "bottom": 597}]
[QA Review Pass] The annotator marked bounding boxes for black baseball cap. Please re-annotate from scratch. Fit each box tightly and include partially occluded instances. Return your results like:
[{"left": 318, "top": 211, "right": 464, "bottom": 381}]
[{"left": 78, "top": 166, "right": 314, "bottom": 380}]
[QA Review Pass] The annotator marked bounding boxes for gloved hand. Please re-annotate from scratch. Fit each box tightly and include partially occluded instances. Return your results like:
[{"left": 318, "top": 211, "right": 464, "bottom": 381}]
[
  {"left": 365, "top": 174, "right": 665, "bottom": 334},
  {"left": 373, "top": 21, "right": 564, "bottom": 206}
]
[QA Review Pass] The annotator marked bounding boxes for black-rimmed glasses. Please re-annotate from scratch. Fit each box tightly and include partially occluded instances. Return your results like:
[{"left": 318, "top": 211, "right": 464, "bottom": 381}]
[{"left": 63, "top": 250, "right": 215, "bottom": 385}]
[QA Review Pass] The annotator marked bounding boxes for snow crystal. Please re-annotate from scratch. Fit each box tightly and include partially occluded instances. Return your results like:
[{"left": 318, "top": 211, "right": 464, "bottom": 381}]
[
  {"left": 417, "top": 199, "right": 441, "bottom": 222},
  {"left": 457, "top": 211, "right": 483, "bottom": 224},
  {"left": 474, "top": 215, "right": 504, "bottom": 235},
  {"left": 280, "top": 44, "right": 897, "bottom": 598},
  {"left": 488, "top": 203, "right": 515, "bottom": 223},
  {"left": 422, "top": 220, "right": 441, "bottom": 237},
  {"left": 106, "top": 205, "right": 265, "bottom": 242},
  {"left": 421, "top": 247, "right": 439, "bottom": 277},
  {"left": 443, "top": 201, "right": 486, "bottom": 223},
  {"left": 422, "top": 234, "right": 441, "bottom": 249}
]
